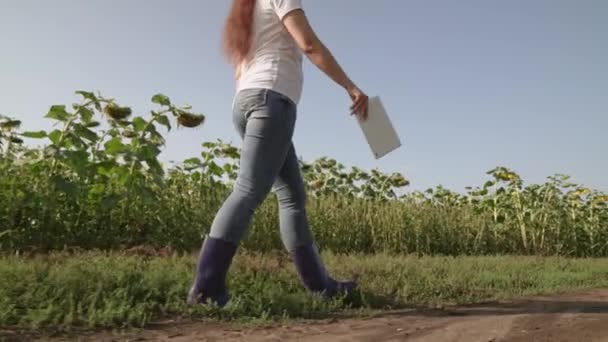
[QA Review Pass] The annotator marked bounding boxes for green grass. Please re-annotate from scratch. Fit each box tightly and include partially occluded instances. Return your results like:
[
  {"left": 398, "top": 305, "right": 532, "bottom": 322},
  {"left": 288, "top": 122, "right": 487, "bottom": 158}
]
[{"left": 1, "top": 251, "right": 607, "bottom": 333}]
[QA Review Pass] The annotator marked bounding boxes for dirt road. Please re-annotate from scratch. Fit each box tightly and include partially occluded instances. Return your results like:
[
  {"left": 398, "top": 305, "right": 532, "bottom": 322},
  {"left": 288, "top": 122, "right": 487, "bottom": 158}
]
[{"left": 7, "top": 289, "right": 608, "bottom": 342}]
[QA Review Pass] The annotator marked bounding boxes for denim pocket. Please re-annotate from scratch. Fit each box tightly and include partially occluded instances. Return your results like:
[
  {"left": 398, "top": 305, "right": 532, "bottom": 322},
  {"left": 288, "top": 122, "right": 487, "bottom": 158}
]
[
  {"left": 235, "top": 89, "right": 269, "bottom": 118},
  {"left": 266, "top": 90, "right": 297, "bottom": 120}
]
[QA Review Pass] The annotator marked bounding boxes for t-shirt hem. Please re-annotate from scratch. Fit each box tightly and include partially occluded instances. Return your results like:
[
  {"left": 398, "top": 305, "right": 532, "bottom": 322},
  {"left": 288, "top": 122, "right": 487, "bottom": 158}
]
[{"left": 236, "top": 84, "right": 301, "bottom": 106}]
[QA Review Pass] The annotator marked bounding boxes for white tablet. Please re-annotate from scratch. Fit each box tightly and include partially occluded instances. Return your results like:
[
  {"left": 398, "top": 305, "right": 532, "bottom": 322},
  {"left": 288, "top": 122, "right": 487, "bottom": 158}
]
[{"left": 356, "top": 96, "right": 402, "bottom": 159}]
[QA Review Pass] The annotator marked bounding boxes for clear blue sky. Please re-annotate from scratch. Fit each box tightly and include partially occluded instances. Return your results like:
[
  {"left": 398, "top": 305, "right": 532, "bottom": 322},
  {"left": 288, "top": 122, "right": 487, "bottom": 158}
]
[{"left": 2, "top": 0, "right": 607, "bottom": 192}]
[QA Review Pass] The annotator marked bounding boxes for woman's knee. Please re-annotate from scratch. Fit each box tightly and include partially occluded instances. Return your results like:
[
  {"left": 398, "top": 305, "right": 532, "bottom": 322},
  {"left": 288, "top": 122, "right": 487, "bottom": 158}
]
[
  {"left": 233, "top": 178, "right": 271, "bottom": 208},
  {"left": 275, "top": 185, "right": 307, "bottom": 209}
]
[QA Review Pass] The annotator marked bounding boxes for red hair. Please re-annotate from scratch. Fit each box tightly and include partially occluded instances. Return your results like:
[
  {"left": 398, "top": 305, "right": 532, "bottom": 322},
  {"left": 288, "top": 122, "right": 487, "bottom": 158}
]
[{"left": 223, "top": 0, "right": 256, "bottom": 66}]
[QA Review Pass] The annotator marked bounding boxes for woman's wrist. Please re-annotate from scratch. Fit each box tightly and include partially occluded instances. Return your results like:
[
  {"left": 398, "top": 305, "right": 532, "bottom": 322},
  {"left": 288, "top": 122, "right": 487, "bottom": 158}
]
[{"left": 345, "top": 83, "right": 358, "bottom": 94}]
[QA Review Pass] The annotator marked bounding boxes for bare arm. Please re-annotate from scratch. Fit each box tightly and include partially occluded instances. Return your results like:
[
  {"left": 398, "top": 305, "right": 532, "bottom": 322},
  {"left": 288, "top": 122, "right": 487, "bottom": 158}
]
[{"left": 282, "top": 10, "right": 368, "bottom": 118}]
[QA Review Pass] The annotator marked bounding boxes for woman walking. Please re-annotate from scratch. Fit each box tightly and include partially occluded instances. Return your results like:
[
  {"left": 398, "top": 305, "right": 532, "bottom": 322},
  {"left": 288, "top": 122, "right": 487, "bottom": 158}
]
[{"left": 188, "top": 0, "right": 369, "bottom": 307}]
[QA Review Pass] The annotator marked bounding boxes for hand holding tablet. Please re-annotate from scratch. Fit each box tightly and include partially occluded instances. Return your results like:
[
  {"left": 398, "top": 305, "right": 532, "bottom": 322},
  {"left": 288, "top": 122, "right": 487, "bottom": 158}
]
[{"left": 355, "top": 96, "right": 402, "bottom": 159}]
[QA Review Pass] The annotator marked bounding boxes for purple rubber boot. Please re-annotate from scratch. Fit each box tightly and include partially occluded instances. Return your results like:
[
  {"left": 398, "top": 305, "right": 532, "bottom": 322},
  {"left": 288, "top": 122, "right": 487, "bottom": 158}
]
[
  {"left": 187, "top": 235, "right": 238, "bottom": 307},
  {"left": 291, "top": 243, "right": 358, "bottom": 298}
]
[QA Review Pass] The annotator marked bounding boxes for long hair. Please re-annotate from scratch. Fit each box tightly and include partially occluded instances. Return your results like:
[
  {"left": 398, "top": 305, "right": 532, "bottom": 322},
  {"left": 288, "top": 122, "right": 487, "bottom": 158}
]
[{"left": 222, "top": 0, "right": 256, "bottom": 66}]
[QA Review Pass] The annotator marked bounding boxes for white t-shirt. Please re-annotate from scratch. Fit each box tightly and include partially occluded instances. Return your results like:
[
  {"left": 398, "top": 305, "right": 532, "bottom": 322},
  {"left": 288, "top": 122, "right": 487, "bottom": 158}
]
[{"left": 236, "top": 0, "right": 304, "bottom": 105}]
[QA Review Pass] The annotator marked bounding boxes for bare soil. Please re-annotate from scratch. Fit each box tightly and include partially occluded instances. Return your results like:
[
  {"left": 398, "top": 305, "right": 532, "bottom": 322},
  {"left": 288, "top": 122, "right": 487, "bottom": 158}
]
[{"left": 5, "top": 289, "right": 608, "bottom": 342}]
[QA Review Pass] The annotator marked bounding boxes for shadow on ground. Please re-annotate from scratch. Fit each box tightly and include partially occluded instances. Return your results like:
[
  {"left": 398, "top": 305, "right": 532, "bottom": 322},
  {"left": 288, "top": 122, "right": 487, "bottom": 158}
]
[{"left": 369, "top": 298, "right": 608, "bottom": 318}]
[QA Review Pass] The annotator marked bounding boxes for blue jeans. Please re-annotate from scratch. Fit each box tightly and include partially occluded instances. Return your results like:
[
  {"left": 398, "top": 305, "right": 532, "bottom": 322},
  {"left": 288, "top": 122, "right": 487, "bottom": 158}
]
[{"left": 208, "top": 88, "right": 314, "bottom": 252}]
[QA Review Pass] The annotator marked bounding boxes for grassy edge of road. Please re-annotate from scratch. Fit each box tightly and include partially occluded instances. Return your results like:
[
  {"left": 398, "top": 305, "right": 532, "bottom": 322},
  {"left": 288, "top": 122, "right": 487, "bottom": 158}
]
[{"left": 1, "top": 251, "right": 607, "bottom": 334}]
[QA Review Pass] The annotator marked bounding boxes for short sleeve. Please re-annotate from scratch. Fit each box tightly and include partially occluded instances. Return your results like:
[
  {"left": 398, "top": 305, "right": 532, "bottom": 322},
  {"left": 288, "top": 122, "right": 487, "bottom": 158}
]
[{"left": 272, "top": 0, "right": 303, "bottom": 20}]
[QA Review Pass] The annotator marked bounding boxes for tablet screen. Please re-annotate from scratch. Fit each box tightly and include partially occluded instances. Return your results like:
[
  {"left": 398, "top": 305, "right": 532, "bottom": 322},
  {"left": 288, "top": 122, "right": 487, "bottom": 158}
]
[{"left": 356, "top": 96, "right": 402, "bottom": 159}]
